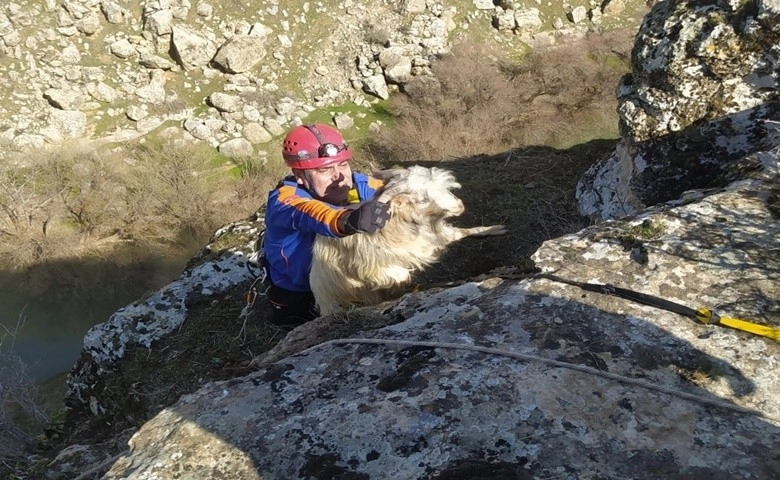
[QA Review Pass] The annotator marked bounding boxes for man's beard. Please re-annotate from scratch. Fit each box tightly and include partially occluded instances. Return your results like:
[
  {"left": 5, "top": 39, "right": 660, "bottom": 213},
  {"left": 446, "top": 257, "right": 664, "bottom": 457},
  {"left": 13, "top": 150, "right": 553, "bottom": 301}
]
[{"left": 320, "top": 183, "right": 351, "bottom": 205}]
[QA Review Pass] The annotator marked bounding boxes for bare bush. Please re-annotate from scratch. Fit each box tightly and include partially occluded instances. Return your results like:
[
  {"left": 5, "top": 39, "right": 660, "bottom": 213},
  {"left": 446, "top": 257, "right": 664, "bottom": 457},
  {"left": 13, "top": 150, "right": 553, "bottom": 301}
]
[
  {"left": 375, "top": 40, "right": 522, "bottom": 161},
  {"left": 501, "top": 33, "right": 632, "bottom": 148},
  {"left": 230, "top": 156, "right": 290, "bottom": 215},
  {"left": 0, "top": 140, "right": 269, "bottom": 294},
  {"left": 48, "top": 151, "right": 130, "bottom": 238},
  {"left": 0, "top": 159, "right": 71, "bottom": 269},
  {"left": 370, "top": 32, "right": 632, "bottom": 162},
  {"left": 0, "top": 309, "right": 49, "bottom": 471},
  {"left": 126, "top": 142, "right": 223, "bottom": 243}
]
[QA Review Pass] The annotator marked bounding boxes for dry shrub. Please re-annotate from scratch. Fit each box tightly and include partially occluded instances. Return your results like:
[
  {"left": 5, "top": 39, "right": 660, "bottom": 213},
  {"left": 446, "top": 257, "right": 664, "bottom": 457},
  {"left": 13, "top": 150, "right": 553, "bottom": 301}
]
[
  {"left": 502, "top": 32, "right": 632, "bottom": 148},
  {"left": 124, "top": 141, "right": 227, "bottom": 245},
  {"left": 370, "top": 31, "right": 632, "bottom": 162},
  {"left": 375, "top": 40, "right": 521, "bottom": 162},
  {"left": 50, "top": 152, "right": 131, "bottom": 238},
  {"left": 0, "top": 140, "right": 270, "bottom": 295},
  {"left": 0, "top": 156, "right": 71, "bottom": 268},
  {"left": 0, "top": 312, "right": 49, "bottom": 471},
  {"left": 230, "top": 155, "right": 291, "bottom": 214}
]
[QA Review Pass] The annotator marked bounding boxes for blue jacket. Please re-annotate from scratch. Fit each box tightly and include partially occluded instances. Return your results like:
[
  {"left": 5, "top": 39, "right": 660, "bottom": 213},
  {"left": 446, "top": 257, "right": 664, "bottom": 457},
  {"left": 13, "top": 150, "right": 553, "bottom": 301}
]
[{"left": 263, "top": 172, "right": 383, "bottom": 292}]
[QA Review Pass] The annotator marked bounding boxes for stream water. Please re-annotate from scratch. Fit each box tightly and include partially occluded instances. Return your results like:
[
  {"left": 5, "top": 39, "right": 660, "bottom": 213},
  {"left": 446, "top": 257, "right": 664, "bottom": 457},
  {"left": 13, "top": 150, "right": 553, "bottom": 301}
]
[
  {"left": 0, "top": 253, "right": 193, "bottom": 384},
  {"left": 0, "top": 289, "right": 140, "bottom": 382}
]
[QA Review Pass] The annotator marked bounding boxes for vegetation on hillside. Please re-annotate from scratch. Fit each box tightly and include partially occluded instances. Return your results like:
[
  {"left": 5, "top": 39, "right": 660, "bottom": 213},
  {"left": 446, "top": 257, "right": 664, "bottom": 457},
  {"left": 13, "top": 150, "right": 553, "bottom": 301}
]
[{"left": 1, "top": 312, "right": 49, "bottom": 475}]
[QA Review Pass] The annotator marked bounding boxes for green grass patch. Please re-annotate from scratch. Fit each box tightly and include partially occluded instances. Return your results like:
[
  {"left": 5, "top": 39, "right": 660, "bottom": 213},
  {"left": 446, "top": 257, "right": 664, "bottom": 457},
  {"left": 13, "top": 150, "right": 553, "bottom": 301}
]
[{"left": 626, "top": 219, "right": 666, "bottom": 240}]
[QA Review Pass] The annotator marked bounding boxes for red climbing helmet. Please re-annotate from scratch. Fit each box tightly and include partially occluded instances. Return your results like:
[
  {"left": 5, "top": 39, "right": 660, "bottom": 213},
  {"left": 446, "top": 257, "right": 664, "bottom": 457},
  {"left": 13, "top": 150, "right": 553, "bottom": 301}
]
[{"left": 281, "top": 123, "right": 351, "bottom": 169}]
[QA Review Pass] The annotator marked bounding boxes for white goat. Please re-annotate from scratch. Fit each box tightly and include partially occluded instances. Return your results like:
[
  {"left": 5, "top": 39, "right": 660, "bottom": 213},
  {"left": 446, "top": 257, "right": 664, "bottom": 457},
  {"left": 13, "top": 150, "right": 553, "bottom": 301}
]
[{"left": 310, "top": 165, "right": 507, "bottom": 315}]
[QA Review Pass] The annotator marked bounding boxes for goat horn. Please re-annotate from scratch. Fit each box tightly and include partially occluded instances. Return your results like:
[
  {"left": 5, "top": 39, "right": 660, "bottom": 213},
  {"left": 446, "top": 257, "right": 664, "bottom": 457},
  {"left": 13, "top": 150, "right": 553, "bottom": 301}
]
[
  {"left": 372, "top": 168, "right": 407, "bottom": 180},
  {"left": 376, "top": 183, "right": 403, "bottom": 204},
  {"left": 372, "top": 168, "right": 408, "bottom": 203}
]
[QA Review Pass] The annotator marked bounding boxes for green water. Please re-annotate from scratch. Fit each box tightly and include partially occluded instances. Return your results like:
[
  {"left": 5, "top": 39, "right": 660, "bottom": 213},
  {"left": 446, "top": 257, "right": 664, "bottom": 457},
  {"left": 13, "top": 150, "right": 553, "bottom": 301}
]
[
  {"left": 0, "top": 289, "right": 143, "bottom": 383},
  {"left": 0, "top": 252, "right": 194, "bottom": 384}
]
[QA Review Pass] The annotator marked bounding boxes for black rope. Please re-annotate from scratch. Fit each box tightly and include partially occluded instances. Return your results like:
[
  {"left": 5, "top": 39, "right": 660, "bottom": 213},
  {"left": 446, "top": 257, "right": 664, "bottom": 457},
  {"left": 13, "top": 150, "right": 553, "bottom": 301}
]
[{"left": 538, "top": 273, "right": 701, "bottom": 320}]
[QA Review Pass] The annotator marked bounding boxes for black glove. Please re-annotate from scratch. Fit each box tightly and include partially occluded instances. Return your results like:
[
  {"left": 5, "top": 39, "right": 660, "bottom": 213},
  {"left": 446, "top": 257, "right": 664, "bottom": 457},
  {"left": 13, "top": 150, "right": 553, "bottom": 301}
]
[{"left": 339, "top": 198, "right": 390, "bottom": 235}]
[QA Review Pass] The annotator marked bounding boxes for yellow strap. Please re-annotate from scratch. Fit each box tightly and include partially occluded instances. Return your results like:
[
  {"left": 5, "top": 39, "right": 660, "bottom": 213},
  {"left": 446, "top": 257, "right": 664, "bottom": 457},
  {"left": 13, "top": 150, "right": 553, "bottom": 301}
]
[
  {"left": 696, "top": 308, "right": 780, "bottom": 341},
  {"left": 720, "top": 317, "right": 780, "bottom": 341}
]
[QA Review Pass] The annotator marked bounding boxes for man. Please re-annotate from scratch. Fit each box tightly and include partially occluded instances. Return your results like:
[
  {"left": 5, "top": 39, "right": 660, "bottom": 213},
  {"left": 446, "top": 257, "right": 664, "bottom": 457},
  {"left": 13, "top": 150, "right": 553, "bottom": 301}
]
[{"left": 261, "top": 123, "right": 390, "bottom": 330}]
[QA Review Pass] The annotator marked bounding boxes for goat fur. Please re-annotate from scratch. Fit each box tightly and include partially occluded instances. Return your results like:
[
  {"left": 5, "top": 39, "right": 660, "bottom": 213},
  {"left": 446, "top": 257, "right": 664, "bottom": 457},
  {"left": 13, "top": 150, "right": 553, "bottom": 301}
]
[{"left": 310, "top": 165, "right": 507, "bottom": 315}]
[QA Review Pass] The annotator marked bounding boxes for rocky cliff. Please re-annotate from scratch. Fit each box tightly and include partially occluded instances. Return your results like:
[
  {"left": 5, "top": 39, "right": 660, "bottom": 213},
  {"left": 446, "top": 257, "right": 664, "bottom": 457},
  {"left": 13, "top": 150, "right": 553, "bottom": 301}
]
[
  {"left": 34, "top": 0, "right": 780, "bottom": 478},
  {"left": 57, "top": 143, "right": 780, "bottom": 478},
  {"left": 577, "top": 0, "right": 780, "bottom": 220},
  {"left": 0, "top": 0, "right": 637, "bottom": 158},
  {"left": 103, "top": 169, "right": 780, "bottom": 479}
]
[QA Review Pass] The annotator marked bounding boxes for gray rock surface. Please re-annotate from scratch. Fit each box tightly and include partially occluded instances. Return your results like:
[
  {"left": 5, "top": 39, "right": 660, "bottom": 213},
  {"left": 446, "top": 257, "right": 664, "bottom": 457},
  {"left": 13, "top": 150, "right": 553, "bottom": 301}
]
[
  {"left": 38, "top": 1, "right": 780, "bottom": 478},
  {"left": 577, "top": 0, "right": 780, "bottom": 220},
  {"left": 103, "top": 160, "right": 779, "bottom": 479},
  {"left": 66, "top": 222, "right": 261, "bottom": 411}
]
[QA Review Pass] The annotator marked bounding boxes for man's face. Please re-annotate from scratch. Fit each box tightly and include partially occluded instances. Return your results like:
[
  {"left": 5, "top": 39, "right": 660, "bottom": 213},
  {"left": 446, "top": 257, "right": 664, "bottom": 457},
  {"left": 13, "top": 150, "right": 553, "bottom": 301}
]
[{"left": 296, "top": 161, "right": 353, "bottom": 205}]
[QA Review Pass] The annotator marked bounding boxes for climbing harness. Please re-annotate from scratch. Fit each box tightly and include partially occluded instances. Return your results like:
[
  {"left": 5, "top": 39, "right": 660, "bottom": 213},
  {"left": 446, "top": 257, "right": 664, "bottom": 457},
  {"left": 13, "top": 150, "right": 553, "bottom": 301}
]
[
  {"left": 237, "top": 232, "right": 271, "bottom": 340},
  {"left": 243, "top": 268, "right": 268, "bottom": 311},
  {"left": 244, "top": 246, "right": 270, "bottom": 308},
  {"left": 299, "top": 337, "right": 780, "bottom": 423},
  {"left": 535, "top": 273, "right": 780, "bottom": 342}
]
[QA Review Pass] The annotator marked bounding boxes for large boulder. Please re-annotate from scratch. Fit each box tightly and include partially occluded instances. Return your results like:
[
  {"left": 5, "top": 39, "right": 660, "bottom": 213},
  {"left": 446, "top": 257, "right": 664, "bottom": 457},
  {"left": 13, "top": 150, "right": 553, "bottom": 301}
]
[
  {"left": 211, "top": 32, "right": 269, "bottom": 74},
  {"left": 170, "top": 25, "right": 217, "bottom": 71},
  {"left": 577, "top": 0, "right": 780, "bottom": 220}
]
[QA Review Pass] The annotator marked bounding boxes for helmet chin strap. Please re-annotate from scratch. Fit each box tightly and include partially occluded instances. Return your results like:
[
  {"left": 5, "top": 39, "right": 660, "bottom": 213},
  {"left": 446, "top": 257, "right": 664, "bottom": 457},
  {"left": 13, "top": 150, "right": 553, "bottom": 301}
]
[{"left": 293, "top": 169, "right": 311, "bottom": 188}]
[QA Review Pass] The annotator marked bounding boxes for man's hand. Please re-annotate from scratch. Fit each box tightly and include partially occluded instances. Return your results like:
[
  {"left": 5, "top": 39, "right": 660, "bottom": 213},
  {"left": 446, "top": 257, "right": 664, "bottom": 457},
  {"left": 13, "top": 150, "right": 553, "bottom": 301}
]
[{"left": 340, "top": 198, "right": 390, "bottom": 234}]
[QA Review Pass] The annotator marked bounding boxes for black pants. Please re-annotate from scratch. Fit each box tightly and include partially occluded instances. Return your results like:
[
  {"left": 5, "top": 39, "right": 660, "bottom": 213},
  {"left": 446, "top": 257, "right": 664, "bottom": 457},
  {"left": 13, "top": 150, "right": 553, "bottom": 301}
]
[{"left": 266, "top": 284, "right": 318, "bottom": 331}]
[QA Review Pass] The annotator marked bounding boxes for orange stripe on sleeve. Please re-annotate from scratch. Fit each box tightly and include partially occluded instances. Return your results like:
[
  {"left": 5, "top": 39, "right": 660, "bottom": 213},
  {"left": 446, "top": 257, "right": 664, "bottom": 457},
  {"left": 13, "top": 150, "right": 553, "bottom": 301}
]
[{"left": 277, "top": 185, "right": 346, "bottom": 233}]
